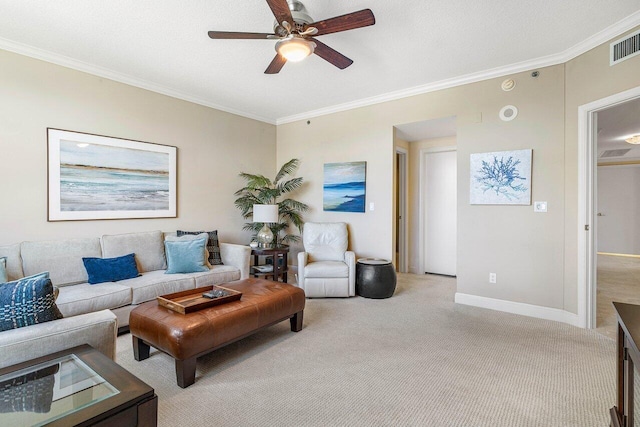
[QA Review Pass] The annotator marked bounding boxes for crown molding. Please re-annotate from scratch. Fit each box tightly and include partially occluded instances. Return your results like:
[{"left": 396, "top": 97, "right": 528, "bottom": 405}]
[
  {"left": 276, "top": 10, "right": 640, "bottom": 125},
  {"left": 0, "top": 37, "right": 276, "bottom": 125},
  {"left": 2, "top": 9, "right": 639, "bottom": 127}
]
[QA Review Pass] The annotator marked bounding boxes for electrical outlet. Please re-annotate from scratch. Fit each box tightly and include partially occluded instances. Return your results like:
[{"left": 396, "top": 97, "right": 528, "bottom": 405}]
[{"left": 489, "top": 273, "right": 497, "bottom": 284}]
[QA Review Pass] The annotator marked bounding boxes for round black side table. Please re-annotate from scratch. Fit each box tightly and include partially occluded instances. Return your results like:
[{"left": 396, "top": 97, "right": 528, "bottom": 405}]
[{"left": 356, "top": 258, "right": 397, "bottom": 299}]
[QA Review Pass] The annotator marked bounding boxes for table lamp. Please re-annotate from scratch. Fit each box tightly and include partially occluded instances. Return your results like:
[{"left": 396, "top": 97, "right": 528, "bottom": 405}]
[{"left": 253, "top": 204, "right": 279, "bottom": 248}]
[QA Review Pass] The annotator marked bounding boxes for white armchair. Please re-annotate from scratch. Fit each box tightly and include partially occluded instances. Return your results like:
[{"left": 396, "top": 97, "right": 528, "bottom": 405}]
[{"left": 297, "top": 222, "right": 355, "bottom": 298}]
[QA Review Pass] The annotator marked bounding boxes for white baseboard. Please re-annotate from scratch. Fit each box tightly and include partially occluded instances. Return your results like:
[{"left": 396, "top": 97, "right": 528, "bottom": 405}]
[{"left": 454, "top": 293, "right": 581, "bottom": 327}]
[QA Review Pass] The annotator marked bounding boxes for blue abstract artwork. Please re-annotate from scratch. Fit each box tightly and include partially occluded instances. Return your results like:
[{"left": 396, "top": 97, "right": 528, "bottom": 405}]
[
  {"left": 48, "top": 129, "right": 177, "bottom": 221},
  {"left": 470, "top": 149, "right": 532, "bottom": 205},
  {"left": 59, "top": 141, "right": 170, "bottom": 212},
  {"left": 323, "top": 162, "right": 366, "bottom": 212}
]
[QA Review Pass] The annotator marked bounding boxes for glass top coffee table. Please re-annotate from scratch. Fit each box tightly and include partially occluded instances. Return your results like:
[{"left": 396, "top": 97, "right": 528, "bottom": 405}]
[{"left": 0, "top": 344, "right": 157, "bottom": 427}]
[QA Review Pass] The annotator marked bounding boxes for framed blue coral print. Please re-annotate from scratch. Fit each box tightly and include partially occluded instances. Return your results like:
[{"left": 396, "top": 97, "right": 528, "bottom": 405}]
[{"left": 469, "top": 149, "right": 532, "bottom": 205}]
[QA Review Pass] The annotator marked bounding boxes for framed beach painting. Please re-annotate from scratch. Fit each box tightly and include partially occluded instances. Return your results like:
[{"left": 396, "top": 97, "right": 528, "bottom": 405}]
[
  {"left": 47, "top": 128, "right": 177, "bottom": 221},
  {"left": 323, "top": 161, "right": 366, "bottom": 213},
  {"left": 469, "top": 149, "right": 532, "bottom": 205}
]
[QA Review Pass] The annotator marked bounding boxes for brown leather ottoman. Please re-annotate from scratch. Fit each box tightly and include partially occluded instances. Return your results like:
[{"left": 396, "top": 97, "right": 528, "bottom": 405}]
[{"left": 129, "top": 278, "right": 305, "bottom": 388}]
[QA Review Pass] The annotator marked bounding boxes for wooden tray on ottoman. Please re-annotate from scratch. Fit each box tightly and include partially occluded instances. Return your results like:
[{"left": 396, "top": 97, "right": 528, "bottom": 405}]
[{"left": 157, "top": 285, "right": 242, "bottom": 314}]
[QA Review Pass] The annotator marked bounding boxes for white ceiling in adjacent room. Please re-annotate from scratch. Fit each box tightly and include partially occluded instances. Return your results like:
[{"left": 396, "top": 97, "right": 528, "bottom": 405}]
[{"left": 0, "top": 0, "right": 639, "bottom": 123}]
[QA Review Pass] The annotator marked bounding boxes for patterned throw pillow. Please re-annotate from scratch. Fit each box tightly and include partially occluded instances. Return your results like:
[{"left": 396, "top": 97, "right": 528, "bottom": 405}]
[
  {"left": 0, "top": 275, "right": 63, "bottom": 332},
  {"left": 177, "top": 230, "right": 223, "bottom": 265},
  {"left": 0, "top": 364, "right": 59, "bottom": 413}
]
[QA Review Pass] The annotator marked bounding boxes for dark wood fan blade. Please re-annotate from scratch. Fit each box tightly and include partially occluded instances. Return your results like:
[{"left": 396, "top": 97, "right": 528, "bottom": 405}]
[
  {"left": 311, "top": 38, "right": 353, "bottom": 69},
  {"left": 308, "top": 9, "right": 375, "bottom": 36},
  {"left": 265, "top": 54, "right": 287, "bottom": 74},
  {"left": 266, "top": 0, "right": 294, "bottom": 25},
  {"left": 208, "top": 31, "right": 275, "bottom": 40}
]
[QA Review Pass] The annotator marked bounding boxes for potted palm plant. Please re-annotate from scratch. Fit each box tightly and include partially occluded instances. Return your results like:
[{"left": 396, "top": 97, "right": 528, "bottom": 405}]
[{"left": 234, "top": 158, "right": 309, "bottom": 246}]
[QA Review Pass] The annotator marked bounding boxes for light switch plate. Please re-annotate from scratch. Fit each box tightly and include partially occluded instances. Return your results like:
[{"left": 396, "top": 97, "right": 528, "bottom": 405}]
[{"left": 534, "top": 201, "right": 548, "bottom": 212}]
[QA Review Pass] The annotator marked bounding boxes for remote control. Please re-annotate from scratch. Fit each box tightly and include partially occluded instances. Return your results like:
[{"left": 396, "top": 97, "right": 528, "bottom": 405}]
[{"left": 203, "top": 289, "right": 226, "bottom": 299}]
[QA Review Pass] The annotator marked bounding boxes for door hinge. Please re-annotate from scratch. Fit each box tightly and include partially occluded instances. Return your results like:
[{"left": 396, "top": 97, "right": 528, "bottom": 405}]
[{"left": 585, "top": 225, "right": 590, "bottom": 231}]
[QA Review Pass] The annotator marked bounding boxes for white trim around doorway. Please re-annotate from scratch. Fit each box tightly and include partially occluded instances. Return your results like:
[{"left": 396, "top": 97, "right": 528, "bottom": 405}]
[
  {"left": 396, "top": 147, "right": 409, "bottom": 273},
  {"left": 578, "top": 85, "right": 640, "bottom": 329}
]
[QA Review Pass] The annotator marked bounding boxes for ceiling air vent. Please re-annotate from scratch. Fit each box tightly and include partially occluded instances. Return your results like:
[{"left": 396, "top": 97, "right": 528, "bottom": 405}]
[
  {"left": 600, "top": 148, "right": 631, "bottom": 158},
  {"left": 611, "top": 30, "right": 640, "bottom": 66}
]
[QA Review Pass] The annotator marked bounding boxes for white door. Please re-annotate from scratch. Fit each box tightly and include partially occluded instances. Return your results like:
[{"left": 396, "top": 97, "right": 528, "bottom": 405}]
[{"left": 424, "top": 150, "right": 457, "bottom": 275}]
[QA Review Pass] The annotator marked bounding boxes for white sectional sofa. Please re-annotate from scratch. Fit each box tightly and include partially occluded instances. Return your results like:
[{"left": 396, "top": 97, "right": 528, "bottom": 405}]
[{"left": 0, "top": 230, "right": 250, "bottom": 368}]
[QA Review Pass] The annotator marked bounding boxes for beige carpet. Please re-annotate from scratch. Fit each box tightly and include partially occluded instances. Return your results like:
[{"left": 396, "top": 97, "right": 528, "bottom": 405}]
[
  {"left": 597, "top": 254, "right": 640, "bottom": 339},
  {"left": 115, "top": 273, "right": 616, "bottom": 427}
]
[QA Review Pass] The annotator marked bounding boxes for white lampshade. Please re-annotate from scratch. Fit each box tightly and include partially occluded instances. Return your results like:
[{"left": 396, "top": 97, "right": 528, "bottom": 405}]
[
  {"left": 275, "top": 37, "right": 316, "bottom": 62},
  {"left": 253, "top": 204, "right": 279, "bottom": 223}
]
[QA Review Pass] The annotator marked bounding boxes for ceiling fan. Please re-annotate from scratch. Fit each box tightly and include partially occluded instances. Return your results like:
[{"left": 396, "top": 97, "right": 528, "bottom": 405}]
[{"left": 207, "top": 0, "right": 375, "bottom": 74}]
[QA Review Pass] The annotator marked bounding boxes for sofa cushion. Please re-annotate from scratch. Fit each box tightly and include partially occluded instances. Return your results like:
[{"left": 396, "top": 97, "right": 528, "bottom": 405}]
[
  {"left": 117, "top": 270, "right": 195, "bottom": 305},
  {"left": 0, "top": 243, "right": 23, "bottom": 283},
  {"left": 55, "top": 282, "right": 132, "bottom": 317},
  {"left": 304, "top": 261, "right": 349, "bottom": 278},
  {"left": 164, "top": 238, "right": 209, "bottom": 274},
  {"left": 83, "top": 253, "right": 140, "bottom": 285},
  {"left": 191, "top": 265, "right": 241, "bottom": 288},
  {"left": 21, "top": 238, "right": 102, "bottom": 286},
  {"left": 0, "top": 276, "right": 63, "bottom": 332},
  {"left": 177, "top": 230, "right": 223, "bottom": 265},
  {"left": 303, "top": 222, "right": 348, "bottom": 262},
  {"left": 101, "top": 231, "right": 166, "bottom": 272}
]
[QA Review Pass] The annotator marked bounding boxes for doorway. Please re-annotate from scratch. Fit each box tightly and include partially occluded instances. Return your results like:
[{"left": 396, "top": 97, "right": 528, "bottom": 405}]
[
  {"left": 423, "top": 148, "right": 457, "bottom": 276},
  {"left": 394, "top": 116, "right": 457, "bottom": 276},
  {"left": 578, "top": 85, "right": 640, "bottom": 329},
  {"left": 396, "top": 148, "right": 408, "bottom": 273}
]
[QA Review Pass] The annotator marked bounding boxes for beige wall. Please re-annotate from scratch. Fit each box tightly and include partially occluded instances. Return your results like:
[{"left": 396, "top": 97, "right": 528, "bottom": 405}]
[
  {"left": 278, "top": 25, "right": 640, "bottom": 315},
  {"left": 3, "top": 22, "right": 640, "bottom": 318},
  {"left": 0, "top": 49, "right": 276, "bottom": 246}
]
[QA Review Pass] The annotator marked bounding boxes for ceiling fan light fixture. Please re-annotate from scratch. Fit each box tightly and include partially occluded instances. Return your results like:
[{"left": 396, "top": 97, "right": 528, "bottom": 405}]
[
  {"left": 275, "top": 37, "right": 315, "bottom": 62},
  {"left": 625, "top": 135, "right": 640, "bottom": 144}
]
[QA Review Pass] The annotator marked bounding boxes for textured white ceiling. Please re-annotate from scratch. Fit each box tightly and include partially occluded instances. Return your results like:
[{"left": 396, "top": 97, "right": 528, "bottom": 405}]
[{"left": 0, "top": 0, "right": 639, "bottom": 124}]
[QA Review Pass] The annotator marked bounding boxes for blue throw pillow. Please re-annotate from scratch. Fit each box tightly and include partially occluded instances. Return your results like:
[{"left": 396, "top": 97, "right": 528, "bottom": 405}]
[
  {"left": 0, "top": 275, "right": 63, "bottom": 332},
  {"left": 165, "top": 237, "right": 209, "bottom": 274},
  {"left": 82, "top": 253, "right": 140, "bottom": 285},
  {"left": 177, "top": 230, "right": 224, "bottom": 265},
  {"left": 0, "top": 257, "right": 7, "bottom": 284}
]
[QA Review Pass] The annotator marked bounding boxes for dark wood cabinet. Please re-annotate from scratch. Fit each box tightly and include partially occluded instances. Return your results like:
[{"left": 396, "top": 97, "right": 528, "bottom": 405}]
[{"left": 611, "top": 302, "right": 640, "bottom": 427}]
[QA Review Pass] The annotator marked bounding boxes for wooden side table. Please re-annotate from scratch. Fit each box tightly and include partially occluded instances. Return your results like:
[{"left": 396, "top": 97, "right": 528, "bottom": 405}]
[
  {"left": 611, "top": 302, "right": 640, "bottom": 427},
  {"left": 251, "top": 246, "right": 289, "bottom": 282}
]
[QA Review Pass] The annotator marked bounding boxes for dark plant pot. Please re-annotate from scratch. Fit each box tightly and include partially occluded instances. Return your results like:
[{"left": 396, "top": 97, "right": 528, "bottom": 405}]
[{"left": 356, "top": 259, "right": 397, "bottom": 299}]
